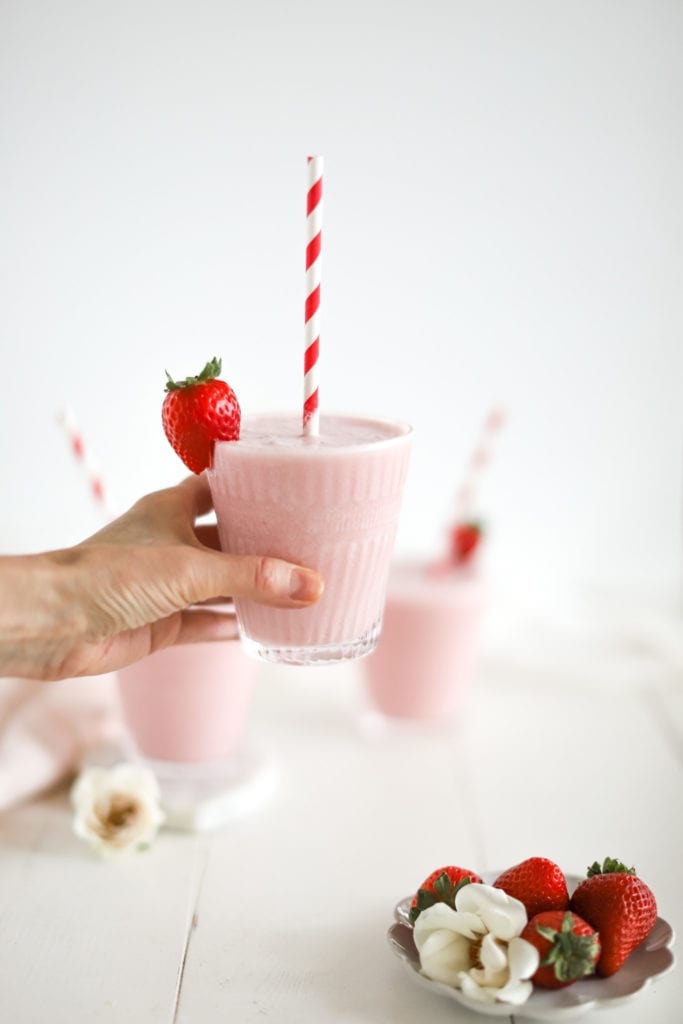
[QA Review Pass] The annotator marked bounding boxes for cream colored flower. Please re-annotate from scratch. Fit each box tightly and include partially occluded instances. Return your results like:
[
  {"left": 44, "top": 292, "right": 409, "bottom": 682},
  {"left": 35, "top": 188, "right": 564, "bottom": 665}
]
[
  {"left": 71, "top": 764, "right": 165, "bottom": 857},
  {"left": 414, "top": 883, "right": 540, "bottom": 1006}
]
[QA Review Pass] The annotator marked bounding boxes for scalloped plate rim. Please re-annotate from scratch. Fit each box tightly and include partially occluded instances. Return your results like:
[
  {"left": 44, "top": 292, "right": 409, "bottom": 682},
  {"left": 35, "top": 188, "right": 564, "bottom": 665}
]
[{"left": 388, "top": 872, "right": 676, "bottom": 1021}]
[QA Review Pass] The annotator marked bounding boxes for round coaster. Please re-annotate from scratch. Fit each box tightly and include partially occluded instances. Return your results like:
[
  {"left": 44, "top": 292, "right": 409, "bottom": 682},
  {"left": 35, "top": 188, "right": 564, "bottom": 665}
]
[
  {"left": 83, "top": 740, "right": 278, "bottom": 833},
  {"left": 147, "top": 745, "right": 279, "bottom": 832}
]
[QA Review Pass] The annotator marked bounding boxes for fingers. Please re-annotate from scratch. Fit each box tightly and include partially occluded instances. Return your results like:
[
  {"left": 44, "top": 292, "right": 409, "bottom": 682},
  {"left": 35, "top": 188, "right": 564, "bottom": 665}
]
[
  {"left": 171, "top": 608, "right": 240, "bottom": 644},
  {"left": 194, "top": 523, "right": 222, "bottom": 551},
  {"left": 191, "top": 550, "right": 324, "bottom": 609},
  {"left": 225, "top": 554, "right": 324, "bottom": 607},
  {"left": 177, "top": 473, "right": 214, "bottom": 518},
  {"left": 74, "top": 609, "right": 241, "bottom": 675}
]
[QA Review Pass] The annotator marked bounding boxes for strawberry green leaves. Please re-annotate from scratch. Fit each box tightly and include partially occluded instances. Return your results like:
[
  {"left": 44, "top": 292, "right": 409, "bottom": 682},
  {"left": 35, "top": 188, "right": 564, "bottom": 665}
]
[{"left": 409, "top": 872, "right": 473, "bottom": 924}]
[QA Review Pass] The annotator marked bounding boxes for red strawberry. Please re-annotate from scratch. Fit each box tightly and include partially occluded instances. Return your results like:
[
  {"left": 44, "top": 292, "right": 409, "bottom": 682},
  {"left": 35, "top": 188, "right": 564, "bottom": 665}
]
[
  {"left": 409, "top": 865, "right": 483, "bottom": 924},
  {"left": 493, "top": 857, "right": 569, "bottom": 918},
  {"left": 162, "top": 357, "right": 240, "bottom": 473},
  {"left": 451, "top": 521, "right": 483, "bottom": 565},
  {"left": 569, "top": 857, "right": 658, "bottom": 977},
  {"left": 521, "top": 910, "right": 601, "bottom": 989}
]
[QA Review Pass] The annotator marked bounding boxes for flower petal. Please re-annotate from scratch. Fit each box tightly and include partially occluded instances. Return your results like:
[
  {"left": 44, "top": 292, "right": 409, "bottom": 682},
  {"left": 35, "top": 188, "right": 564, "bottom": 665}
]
[
  {"left": 495, "top": 978, "right": 534, "bottom": 1006},
  {"left": 414, "top": 903, "right": 485, "bottom": 946},
  {"left": 105, "top": 764, "right": 161, "bottom": 800},
  {"left": 479, "top": 932, "right": 508, "bottom": 973},
  {"left": 70, "top": 767, "right": 107, "bottom": 808},
  {"left": 456, "top": 883, "right": 527, "bottom": 941},
  {"left": 458, "top": 972, "right": 498, "bottom": 1004},
  {"left": 419, "top": 932, "right": 471, "bottom": 986},
  {"left": 70, "top": 762, "right": 164, "bottom": 857},
  {"left": 469, "top": 964, "right": 509, "bottom": 990},
  {"left": 419, "top": 928, "right": 462, "bottom": 961},
  {"left": 507, "top": 937, "right": 540, "bottom": 981}
]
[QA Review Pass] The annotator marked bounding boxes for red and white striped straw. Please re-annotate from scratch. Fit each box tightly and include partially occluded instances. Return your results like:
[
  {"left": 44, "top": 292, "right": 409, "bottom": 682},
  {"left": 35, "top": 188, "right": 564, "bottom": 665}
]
[
  {"left": 455, "top": 406, "right": 507, "bottom": 520},
  {"left": 304, "top": 154, "right": 323, "bottom": 437},
  {"left": 56, "top": 406, "right": 113, "bottom": 520}
]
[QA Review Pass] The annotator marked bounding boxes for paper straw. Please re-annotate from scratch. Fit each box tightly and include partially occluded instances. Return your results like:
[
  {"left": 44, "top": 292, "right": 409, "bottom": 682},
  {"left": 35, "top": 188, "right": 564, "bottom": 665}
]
[
  {"left": 56, "top": 407, "right": 114, "bottom": 520},
  {"left": 304, "top": 154, "right": 323, "bottom": 437},
  {"left": 455, "top": 406, "right": 507, "bottom": 520}
]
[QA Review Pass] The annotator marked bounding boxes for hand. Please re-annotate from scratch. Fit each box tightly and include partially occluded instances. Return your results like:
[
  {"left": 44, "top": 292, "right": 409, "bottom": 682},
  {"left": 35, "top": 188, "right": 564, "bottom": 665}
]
[{"left": 0, "top": 475, "right": 324, "bottom": 680}]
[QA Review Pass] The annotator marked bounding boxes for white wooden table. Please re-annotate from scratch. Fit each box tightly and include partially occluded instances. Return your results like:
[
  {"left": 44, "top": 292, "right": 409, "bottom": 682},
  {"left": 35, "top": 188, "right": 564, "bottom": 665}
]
[{"left": 0, "top": 621, "right": 681, "bottom": 1023}]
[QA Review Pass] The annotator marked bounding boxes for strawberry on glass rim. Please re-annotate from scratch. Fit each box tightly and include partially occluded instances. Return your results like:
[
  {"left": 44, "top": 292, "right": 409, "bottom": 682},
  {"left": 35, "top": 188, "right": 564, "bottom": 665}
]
[
  {"left": 162, "top": 357, "right": 241, "bottom": 474},
  {"left": 451, "top": 520, "right": 483, "bottom": 566}
]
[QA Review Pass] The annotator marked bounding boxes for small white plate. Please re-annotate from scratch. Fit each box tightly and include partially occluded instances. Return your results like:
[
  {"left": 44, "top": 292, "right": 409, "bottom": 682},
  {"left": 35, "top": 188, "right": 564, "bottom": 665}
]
[{"left": 388, "top": 873, "right": 675, "bottom": 1021}]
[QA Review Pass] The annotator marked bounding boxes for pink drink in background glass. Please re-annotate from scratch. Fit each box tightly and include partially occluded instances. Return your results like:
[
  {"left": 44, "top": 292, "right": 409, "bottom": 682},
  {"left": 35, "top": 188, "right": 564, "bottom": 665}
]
[
  {"left": 208, "top": 413, "right": 412, "bottom": 665},
  {"left": 117, "top": 641, "right": 256, "bottom": 763},
  {"left": 362, "top": 562, "right": 485, "bottom": 720}
]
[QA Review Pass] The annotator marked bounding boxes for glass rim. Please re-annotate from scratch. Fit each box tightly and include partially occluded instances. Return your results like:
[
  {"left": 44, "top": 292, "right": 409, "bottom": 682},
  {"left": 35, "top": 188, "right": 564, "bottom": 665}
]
[{"left": 211, "top": 412, "right": 413, "bottom": 457}]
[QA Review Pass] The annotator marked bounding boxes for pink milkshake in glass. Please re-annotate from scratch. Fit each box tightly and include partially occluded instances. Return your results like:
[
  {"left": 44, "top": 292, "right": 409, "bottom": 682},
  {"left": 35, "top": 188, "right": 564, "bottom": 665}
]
[
  {"left": 207, "top": 413, "right": 412, "bottom": 665},
  {"left": 117, "top": 640, "right": 256, "bottom": 763},
  {"left": 362, "top": 561, "right": 485, "bottom": 721}
]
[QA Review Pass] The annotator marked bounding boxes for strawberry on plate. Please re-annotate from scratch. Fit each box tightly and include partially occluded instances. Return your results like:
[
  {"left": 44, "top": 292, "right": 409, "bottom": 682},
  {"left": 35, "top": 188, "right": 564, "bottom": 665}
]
[
  {"left": 409, "top": 865, "right": 483, "bottom": 925},
  {"left": 521, "top": 910, "right": 601, "bottom": 989},
  {"left": 162, "top": 357, "right": 241, "bottom": 473},
  {"left": 569, "top": 857, "right": 658, "bottom": 977},
  {"left": 493, "top": 857, "right": 569, "bottom": 919}
]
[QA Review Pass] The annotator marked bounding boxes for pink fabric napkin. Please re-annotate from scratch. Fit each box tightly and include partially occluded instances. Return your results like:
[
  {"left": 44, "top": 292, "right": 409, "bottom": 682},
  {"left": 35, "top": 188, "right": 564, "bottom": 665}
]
[{"left": 0, "top": 674, "right": 124, "bottom": 812}]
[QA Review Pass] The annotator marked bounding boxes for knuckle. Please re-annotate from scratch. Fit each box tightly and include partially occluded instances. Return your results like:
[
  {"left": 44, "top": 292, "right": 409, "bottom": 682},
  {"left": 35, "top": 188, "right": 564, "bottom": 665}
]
[{"left": 251, "top": 556, "right": 282, "bottom": 596}]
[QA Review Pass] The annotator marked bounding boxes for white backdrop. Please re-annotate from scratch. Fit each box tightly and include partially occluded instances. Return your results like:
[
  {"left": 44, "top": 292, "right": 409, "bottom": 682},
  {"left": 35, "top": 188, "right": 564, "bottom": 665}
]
[{"left": 1, "top": 0, "right": 681, "bottom": 606}]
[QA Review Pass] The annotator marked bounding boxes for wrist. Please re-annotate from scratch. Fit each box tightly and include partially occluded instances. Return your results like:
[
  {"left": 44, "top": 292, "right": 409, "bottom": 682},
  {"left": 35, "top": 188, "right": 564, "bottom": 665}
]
[{"left": 0, "top": 550, "right": 89, "bottom": 679}]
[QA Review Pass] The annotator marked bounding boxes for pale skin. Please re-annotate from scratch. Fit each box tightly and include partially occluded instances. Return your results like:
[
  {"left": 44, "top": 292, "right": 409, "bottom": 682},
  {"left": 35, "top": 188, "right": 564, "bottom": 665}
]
[{"left": 0, "top": 474, "right": 324, "bottom": 681}]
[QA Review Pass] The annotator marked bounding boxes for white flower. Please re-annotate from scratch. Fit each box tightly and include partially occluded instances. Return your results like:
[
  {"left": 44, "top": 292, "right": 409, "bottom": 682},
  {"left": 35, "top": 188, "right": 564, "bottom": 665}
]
[
  {"left": 413, "top": 883, "right": 540, "bottom": 1006},
  {"left": 71, "top": 763, "right": 165, "bottom": 857}
]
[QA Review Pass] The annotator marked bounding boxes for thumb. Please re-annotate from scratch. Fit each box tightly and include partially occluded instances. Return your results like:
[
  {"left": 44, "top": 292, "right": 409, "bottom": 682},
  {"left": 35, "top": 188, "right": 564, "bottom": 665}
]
[{"left": 189, "top": 550, "right": 324, "bottom": 609}]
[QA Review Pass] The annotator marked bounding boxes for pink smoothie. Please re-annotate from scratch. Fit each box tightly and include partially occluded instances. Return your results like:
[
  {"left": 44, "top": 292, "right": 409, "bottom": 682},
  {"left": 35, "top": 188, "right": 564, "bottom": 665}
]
[
  {"left": 117, "top": 641, "right": 256, "bottom": 762},
  {"left": 362, "top": 562, "right": 485, "bottom": 720},
  {"left": 208, "top": 413, "right": 412, "bottom": 664}
]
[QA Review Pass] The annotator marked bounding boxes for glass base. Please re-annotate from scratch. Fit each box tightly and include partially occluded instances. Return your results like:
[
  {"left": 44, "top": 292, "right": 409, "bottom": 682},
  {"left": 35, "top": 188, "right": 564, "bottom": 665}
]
[
  {"left": 358, "top": 706, "right": 462, "bottom": 737},
  {"left": 119, "top": 739, "right": 278, "bottom": 832},
  {"left": 240, "top": 619, "right": 382, "bottom": 666}
]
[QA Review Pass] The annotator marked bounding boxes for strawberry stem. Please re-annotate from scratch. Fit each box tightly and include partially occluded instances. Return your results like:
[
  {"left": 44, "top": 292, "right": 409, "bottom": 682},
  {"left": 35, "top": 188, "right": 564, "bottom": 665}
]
[
  {"left": 165, "top": 357, "right": 222, "bottom": 392},
  {"left": 409, "top": 873, "right": 473, "bottom": 924},
  {"left": 537, "top": 913, "right": 599, "bottom": 983},
  {"left": 587, "top": 857, "right": 636, "bottom": 877},
  {"left": 457, "top": 519, "right": 483, "bottom": 533}
]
